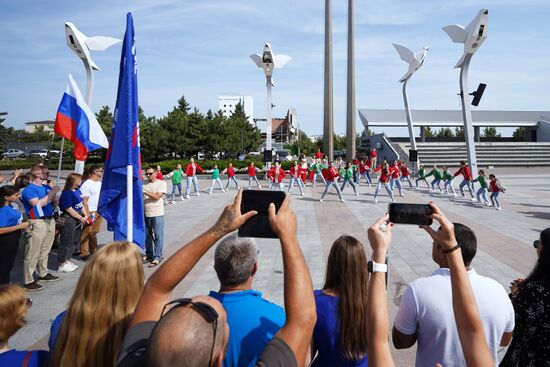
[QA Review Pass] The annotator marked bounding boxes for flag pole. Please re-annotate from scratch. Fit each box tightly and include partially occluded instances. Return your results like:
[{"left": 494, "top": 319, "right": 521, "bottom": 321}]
[
  {"left": 56, "top": 137, "right": 65, "bottom": 184},
  {"left": 127, "top": 164, "right": 133, "bottom": 243}
]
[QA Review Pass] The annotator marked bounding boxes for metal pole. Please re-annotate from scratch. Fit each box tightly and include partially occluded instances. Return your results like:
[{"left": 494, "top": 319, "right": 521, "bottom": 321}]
[
  {"left": 346, "top": 0, "right": 356, "bottom": 161},
  {"left": 127, "top": 164, "right": 133, "bottom": 243},
  {"left": 56, "top": 137, "right": 65, "bottom": 184},
  {"left": 459, "top": 53, "right": 478, "bottom": 174},
  {"left": 266, "top": 76, "right": 273, "bottom": 168},
  {"left": 74, "top": 60, "right": 96, "bottom": 174},
  {"left": 402, "top": 79, "right": 418, "bottom": 171},
  {"left": 323, "top": 0, "right": 334, "bottom": 161}
]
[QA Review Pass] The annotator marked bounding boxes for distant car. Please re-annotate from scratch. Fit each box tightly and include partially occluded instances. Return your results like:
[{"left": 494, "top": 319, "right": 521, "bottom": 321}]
[
  {"left": 276, "top": 150, "right": 293, "bottom": 161},
  {"left": 334, "top": 150, "right": 346, "bottom": 159},
  {"left": 28, "top": 149, "right": 49, "bottom": 158},
  {"left": 47, "top": 150, "right": 61, "bottom": 157},
  {"left": 2, "top": 149, "right": 25, "bottom": 159}
]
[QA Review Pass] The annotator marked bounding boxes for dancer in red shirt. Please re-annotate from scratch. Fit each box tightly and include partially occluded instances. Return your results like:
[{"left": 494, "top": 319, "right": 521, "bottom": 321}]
[
  {"left": 247, "top": 162, "right": 262, "bottom": 189},
  {"left": 267, "top": 161, "right": 286, "bottom": 191},
  {"left": 370, "top": 148, "right": 378, "bottom": 168},
  {"left": 155, "top": 165, "right": 163, "bottom": 180},
  {"left": 185, "top": 158, "right": 204, "bottom": 198},
  {"left": 489, "top": 174, "right": 505, "bottom": 210},
  {"left": 314, "top": 148, "right": 323, "bottom": 160},
  {"left": 319, "top": 162, "right": 344, "bottom": 202},
  {"left": 399, "top": 162, "right": 413, "bottom": 188},
  {"left": 389, "top": 162, "right": 404, "bottom": 196},
  {"left": 222, "top": 163, "right": 240, "bottom": 190},
  {"left": 373, "top": 164, "right": 395, "bottom": 203},
  {"left": 288, "top": 161, "right": 305, "bottom": 195},
  {"left": 453, "top": 161, "right": 475, "bottom": 200},
  {"left": 359, "top": 159, "right": 372, "bottom": 186}
]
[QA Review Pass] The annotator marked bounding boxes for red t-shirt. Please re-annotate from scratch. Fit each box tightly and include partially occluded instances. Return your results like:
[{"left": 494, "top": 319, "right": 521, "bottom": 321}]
[
  {"left": 314, "top": 152, "right": 323, "bottom": 159},
  {"left": 370, "top": 150, "right": 377, "bottom": 158},
  {"left": 185, "top": 163, "right": 204, "bottom": 176},
  {"left": 226, "top": 166, "right": 236, "bottom": 177},
  {"left": 248, "top": 165, "right": 257, "bottom": 177}
]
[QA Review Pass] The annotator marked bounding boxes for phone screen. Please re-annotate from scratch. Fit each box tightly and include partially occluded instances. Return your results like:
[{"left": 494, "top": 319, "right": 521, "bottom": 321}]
[
  {"left": 238, "top": 190, "right": 286, "bottom": 238},
  {"left": 388, "top": 203, "right": 433, "bottom": 226}
]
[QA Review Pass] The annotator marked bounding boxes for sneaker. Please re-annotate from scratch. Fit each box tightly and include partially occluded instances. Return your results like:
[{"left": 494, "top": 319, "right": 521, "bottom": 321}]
[
  {"left": 340, "top": 198, "right": 345, "bottom": 203},
  {"left": 37, "top": 273, "right": 60, "bottom": 282},
  {"left": 170, "top": 200, "right": 175, "bottom": 204},
  {"left": 58, "top": 262, "right": 77, "bottom": 273},
  {"left": 374, "top": 198, "right": 378, "bottom": 203},
  {"left": 496, "top": 207, "right": 502, "bottom": 211},
  {"left": 208, "top": 191, "right": 212, "bottom": 195},
  {"left": 222, "top": 189, "right": 226, "bottom": 192},
  {"left": 258, "top": 185, "right": 262, "bottom": 189},
  {"left": 80, "top": 255, "right": 90, "bottom": 262},
  {"left": 180, "top": 195, "right": 185, "bottom": 201},
  {"left": 400, "top": 194, "right": 404, "bottom": 197},
  {"left": 391, "top": 198, "right": 396, "bottom": 203},
  {"left": 301, "top": 192, "right": 305, "bottom": 196},
  {"left": 196, "top": 192, "right": 200, "bottom": 196},
  {"left": 185, "top": 195, "right": 191, "bottom": 199},
  {"left": 69, "top": 261, "right": 79, "bottom": 270},
  {"left": 486, "top": 203, "right": 493, "bottom": 207},
  {"left": 471, "top": 198, "right": 477, "bottom": 202},
  {"left": 24, "top": 281, "right": 43, "bottom": 292},
  {"left": 319, "top": 199, "right": 323, "bottom": 202},
  {"left": 355, "top": 192, "right": 359, "bottom": 196}
]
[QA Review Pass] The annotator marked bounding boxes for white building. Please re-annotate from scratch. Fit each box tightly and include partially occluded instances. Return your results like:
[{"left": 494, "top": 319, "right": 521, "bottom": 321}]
[
  {"left": 218, "top": 95, "right": 254, "bottom": 125},
  {"left": 25, "top": 120, "right": 54, "bottom": 133}
]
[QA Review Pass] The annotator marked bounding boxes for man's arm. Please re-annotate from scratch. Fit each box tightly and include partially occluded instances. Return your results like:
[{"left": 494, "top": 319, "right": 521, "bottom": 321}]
[
  {"left": 500, "top": 332, "right": 513, "bottom": 347},
  {"left": 268, "top": 196, "right": 316, "bottom": 367},
  {"left": 366, "top": 214, "right": 396, "bottom": 367},
  {"left": 130, "top": 190, "right": 257, "bottom": 327},
  {"left": 26, "top": 186, "right": 60, "bottom": 209},
  {"left": 143, "top": 191, "right": 164, "bottom": 201}
]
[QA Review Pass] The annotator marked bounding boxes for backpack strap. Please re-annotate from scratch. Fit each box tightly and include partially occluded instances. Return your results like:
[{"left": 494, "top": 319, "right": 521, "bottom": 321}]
[{"left": 21, "top": 351, "right": 32, "bottom": 367}]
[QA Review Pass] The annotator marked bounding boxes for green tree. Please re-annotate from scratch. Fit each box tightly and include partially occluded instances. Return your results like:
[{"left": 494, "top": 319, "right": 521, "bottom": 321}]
[
  {"left": 482, "top": 127, "right": 501, "bottom": 138},
  {"left": 286, "top": 130, "right": 317, "bottom": 156},
  {"left": 221, "top": 102, "right": 261, "bottom": 157},
  {"left": 95, "top": 106, "right": 113, "bottom": 139},
  {"left": 0, "top": 119, "right": 8, "bottom": 151},
  {"left": 202, "top": 110, "right": 225, "bottom": 158},
  {"left": 176, "top": 95, "right": 191, "bottom": 115},
  {"left": 183, "top": 108, "right": 206, "bottom": 157},
  {"left": 424, "top": 127, "right": 435, "bottom": 138},
  {"left": 159, "top": 108, "right": 187, "bottom": 159},
  {"left": 437, "top": 128, "right": 455, "bottom": 138},
  {"left": 454, "top": 126, "right": 465, "bottom": 138},
  {"left": 512, "top": 127, "right": 525, "bottom": 141}
]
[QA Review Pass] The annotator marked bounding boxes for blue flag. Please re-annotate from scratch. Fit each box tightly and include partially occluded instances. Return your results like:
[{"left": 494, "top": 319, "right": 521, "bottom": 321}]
[{"left": 98, "top": 13, "right": 145, "bottom": 248}]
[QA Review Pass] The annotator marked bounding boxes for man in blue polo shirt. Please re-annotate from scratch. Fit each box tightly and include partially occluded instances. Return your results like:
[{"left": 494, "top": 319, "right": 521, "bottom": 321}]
[
  {"left": 21, "top": 164, "right": 61, "bottom": 291},
  {"left": 209, "top": 234, "right": 286, "bottom": 367}
]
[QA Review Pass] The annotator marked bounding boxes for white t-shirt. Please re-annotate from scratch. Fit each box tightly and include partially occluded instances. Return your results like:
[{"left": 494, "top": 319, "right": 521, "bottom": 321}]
[
  {"left": 80, "top": 179, "right": 102, "bottom": 212},
  {"left": 143, "top": 180, "right": 167, "bottom": 217},
  {"left": 393, "top": 268, "right": 515, "bottom": 367}
]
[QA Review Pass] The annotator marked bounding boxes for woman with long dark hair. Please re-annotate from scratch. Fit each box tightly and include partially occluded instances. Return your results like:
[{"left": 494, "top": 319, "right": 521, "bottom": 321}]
[
  {"left": 500, "top": 228, "right": 550, "bottom": 366},
  {"left": 0, "top": 186, "right": 29, "bottom": 285},
  {"left": 310, "top": 235, "right": 369, "bottom": 366}
]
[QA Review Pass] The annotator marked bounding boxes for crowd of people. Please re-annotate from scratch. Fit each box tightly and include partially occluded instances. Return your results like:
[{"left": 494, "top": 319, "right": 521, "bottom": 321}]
[{"left": 0, "top": 179, "right": 548, "bottom": 366}]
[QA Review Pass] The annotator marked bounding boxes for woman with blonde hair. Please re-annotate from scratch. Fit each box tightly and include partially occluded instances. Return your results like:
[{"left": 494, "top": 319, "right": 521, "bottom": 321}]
[
  {"left": 309, "top": 235, "right": 369, "bottom": 366},
  {"left": 49, "top": 242, "right": 144, "bottom": 367},
  {"left": 0, "top": 285, "right": 48, "bottom": 366}
]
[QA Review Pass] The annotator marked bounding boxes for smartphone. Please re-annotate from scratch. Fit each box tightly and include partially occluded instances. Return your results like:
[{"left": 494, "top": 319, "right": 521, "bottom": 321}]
[
  {"left": 388, "top": 203, "right": 433, "bottom": 226},
  {"left": 238, "top": 190, "right": 286, "bottom": 238}
]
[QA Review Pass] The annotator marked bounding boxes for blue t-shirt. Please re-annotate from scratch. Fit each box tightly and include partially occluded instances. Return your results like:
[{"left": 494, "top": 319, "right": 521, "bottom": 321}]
[
  {"left": 0, "top": 349, "right": 49, "bottom": 367},
  {"left": 59, "top": 189, "right": 83, "bottom": 213},
  {"left": 48, "top": 311, "right": 66, "bottom": 352},
  {"left": 209, "top": 289, "right": 286, "bottom": 367},
  {"left": 21, "top": 183, "right": 54, "bottom": 218},
  {"left": 0, "top": 205, "right": 23, "bottom": 227},
  {"left": 312, "top": 290, "right": 368, "bottom": 367}
]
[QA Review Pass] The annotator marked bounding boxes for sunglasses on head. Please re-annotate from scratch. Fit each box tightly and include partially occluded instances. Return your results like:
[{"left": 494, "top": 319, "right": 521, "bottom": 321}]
[{"left": 161, "top": 298, "right": 219, "bottom": 365}]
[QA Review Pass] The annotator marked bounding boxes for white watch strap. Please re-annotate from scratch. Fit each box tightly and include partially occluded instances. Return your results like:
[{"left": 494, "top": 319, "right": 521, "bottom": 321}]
[{"left": 372, "top": 261, "right": 388, "bottom": 273}]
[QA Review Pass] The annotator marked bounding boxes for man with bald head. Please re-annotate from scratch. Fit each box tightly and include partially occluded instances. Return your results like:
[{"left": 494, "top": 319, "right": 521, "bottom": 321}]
[{"left": 117, "top": 190, "right": 316, "bottom": 367}]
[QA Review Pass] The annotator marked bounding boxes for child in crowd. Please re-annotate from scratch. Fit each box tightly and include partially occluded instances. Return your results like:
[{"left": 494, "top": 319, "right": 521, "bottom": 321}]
[
  {"left": 165, "top": 164, "right": 185, "bottom": 203},
  {"left": 208, "top": 164, "right": 225, "bottom": 194},
  {"left": 442, "top": 166, "right": 457, "bottom": 197},
  {"left": 415, "top": 164, "right": 430, "bottom": 189},
  {"left": 247, "top": 162, "right": 262, "bottom": 189},
  {"left": 489, "top": 174, "right": 505, "bottom": 210},
  {"left": 473, "top": 170, "right": 490, "bottom": 206},
  {"left": 339, "top": 162, "right": 358, "bottom": 196}
]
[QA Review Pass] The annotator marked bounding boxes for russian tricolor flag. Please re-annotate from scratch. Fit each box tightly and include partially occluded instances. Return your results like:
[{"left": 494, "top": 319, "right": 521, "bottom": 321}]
[{"left": 55, "top": 74, "right": 109, "bottom": 161}]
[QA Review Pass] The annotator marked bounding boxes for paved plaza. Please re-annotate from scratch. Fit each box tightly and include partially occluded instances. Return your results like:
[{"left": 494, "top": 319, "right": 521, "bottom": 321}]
[{"left": 8, "top": 170, "right": 549, "bottom": 364}]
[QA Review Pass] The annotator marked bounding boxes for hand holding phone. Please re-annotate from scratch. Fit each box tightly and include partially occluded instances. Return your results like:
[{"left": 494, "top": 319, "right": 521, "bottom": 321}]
[{"left": 239, "top": 190, "right": 286, "bottom": 238}]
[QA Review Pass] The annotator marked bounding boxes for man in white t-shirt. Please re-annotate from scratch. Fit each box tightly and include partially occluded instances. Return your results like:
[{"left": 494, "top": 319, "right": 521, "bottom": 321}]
[
  {"left": 143, "top": 166, "right": 167, "bottom": 267},
  {"left": 392, "top": 223, "right": 515, "bottom": 367},
  {"left": 79, "top": 165, "right": 104, "bottom": 261}
]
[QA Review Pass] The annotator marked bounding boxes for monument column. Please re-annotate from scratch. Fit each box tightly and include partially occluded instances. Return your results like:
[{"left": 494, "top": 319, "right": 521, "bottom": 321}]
[
  {"left": 323, "top": 0, "right": 334, "bottom": 161},
  {"left": 346, "top": 0, "right": 356, "bottom": 160}
]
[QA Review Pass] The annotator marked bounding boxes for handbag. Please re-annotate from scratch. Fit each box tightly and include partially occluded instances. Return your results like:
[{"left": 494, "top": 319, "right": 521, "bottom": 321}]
[{"left": 53, "top": 210, "right": 67, "bottom": 230}]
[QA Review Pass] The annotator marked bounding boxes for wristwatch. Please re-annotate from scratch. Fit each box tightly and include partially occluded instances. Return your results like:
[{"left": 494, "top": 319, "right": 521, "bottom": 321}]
[{"left": 368, "top": 260, "right": 388, "bottom": 273}]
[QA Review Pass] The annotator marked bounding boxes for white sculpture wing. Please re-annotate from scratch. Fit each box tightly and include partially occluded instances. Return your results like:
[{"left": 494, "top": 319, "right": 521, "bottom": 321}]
[
  {"left": 274, "top": 54, "right": 291, "bottom": 68},
  {"left": 442, "top": 25, "right": 468, "bottom": 44},
  {"left": 414, "top": 49, "right": 427, "bottom": 64},
  {"left": 249, "top": 54, "right": 263, "bottom": 67},
  {"left": 392, "top": 43, "right": 415, "bottom": 64},
  {"left": 85, "top": 36, "right": 122, "bottom": 51}
]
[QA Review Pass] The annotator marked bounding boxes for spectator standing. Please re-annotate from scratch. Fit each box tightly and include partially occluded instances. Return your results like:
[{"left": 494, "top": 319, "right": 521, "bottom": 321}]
[
  {"left": 79, "top": 166, "right": 104, "bottom": 261},
  {"left": 370, "top": 148, "right": 377, "bottom": 168},
  {"left": 57, "top": 173, "right": 88, "bottom": 273},
  {"left": 21, "top": 165, "right": 60, "bottom": 291},
  {"left": 0, "top": 285, "right": 48, "bottom": 366},
  {"left": 500, "top": 228, "right": 550, "bottom": 366},
  {"left": 185, "top": 158, "right": 204, "bottom": 198},
  {"left": 392, "top": 222, "right": 515, "bottom": 366},
  {"left": 49, "top": 242, "right": 144, "bottom": 367},
  {"left": 314, "top": 148, "right": 323, "bottom": 160},
  {"left": 310, "top": 235, "right": 368, "bottom": 367},
  {"left": 209, "top": 235, "right": 286, "bottom": 367},
  {"left": 165, "top": 164, "right": 184, "bottom": 203},
  {"left": 0, "top": 186, "right": 29, "bottom": 285},
  {"left": 143, "top": 166, "right": 167, "bottom": 267}
]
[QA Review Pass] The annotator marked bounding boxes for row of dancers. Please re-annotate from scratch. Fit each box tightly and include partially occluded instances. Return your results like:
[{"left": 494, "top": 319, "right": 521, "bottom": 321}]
[{"left": 157, "top": 158, "right": 506, "bottom": 209}]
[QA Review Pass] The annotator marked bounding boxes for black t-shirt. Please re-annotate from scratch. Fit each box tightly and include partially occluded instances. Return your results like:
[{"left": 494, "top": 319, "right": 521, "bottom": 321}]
[{"left": 116, "top": 321, "right": 297, "bottom": 367}]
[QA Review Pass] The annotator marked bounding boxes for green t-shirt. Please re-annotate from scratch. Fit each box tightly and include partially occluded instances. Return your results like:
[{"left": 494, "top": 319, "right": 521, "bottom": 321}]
[
  {"left": 426, "top": 169, "right": 442, "bottom": 180},
  {"left": 341, "top": 166, "right": 356, "bottom": 179},
  {"left": 171, "top": 169, "right": 184, "bottom": 184},
  {"left": 212, "top": 168, "right": 219, "bottom": 179},
  {"left": 475, "top": 175, "right": 487, "bottom": 188},
  {"left": 418, "top": 168, "right": 425, "bottom": 178},
  {"left": 443, "top": 170, "right": 453, "bottom": 181},
  {"left": 310, "top": 163, "right": 327, "bottom": 173}
]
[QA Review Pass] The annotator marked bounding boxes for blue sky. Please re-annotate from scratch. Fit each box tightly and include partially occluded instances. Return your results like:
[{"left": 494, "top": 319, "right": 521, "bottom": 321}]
[{"left": 1, "top": 0, "right": 549, "bottom": 136}]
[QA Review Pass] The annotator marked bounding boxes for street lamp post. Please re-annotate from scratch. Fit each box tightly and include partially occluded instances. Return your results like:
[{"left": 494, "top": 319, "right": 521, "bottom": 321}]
[
  {"left": 393, "top": 43, "right": 428, "bottom": 173},
  {"left": 250, "top": 43, "right": 291, "bottom": 168},
  {"left": 443, "top": 9, "right": 488, "bottom": 175},
  {"left": 64, "top": 22, "right": 121, "bottom": 173}
]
